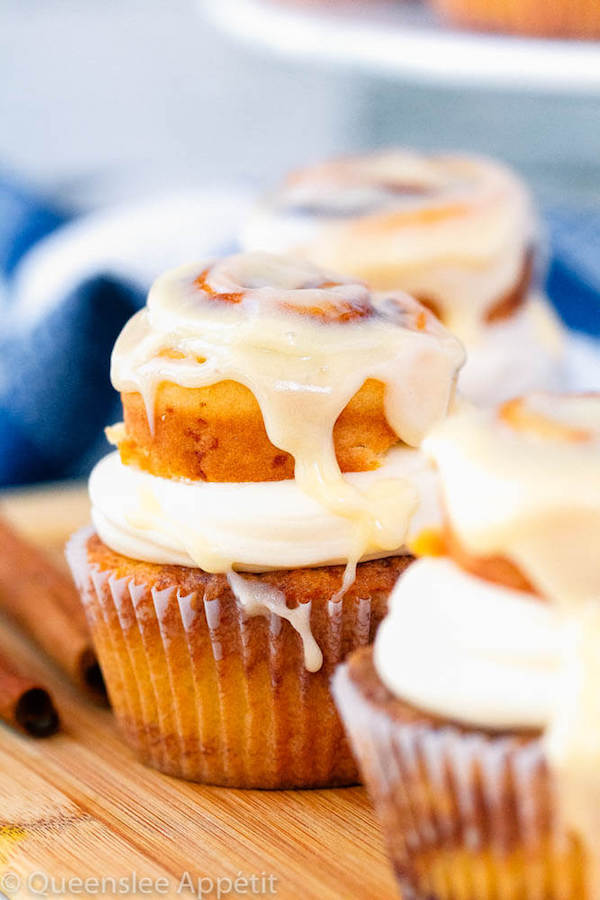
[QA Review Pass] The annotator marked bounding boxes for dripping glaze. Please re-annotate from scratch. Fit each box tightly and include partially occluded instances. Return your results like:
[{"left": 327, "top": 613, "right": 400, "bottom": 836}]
[
  {"left": 106, "top": 252, "right": 463, "bottom": 672},
  {"left": 111, "top": 252, "right": 464, "bottom": 599}
]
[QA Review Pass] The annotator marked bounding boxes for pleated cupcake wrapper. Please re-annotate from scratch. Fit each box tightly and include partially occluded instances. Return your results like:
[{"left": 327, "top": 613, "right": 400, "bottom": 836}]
[
  {"left": 333, "top": 662, "right": 585, "bottom": 900},
  {"left": 67, "top": 528, "right": 385, "bottom": 788},
  {"left": 431, "top": 0, "right": 600, "bottom": 38}
]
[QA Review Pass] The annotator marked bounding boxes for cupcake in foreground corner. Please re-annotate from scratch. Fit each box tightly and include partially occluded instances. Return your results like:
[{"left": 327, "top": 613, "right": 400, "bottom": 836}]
[
  {"left": 430, "top": 0, "right": 600, "bottom": 39},
  {"left": 66, "top": 251, "right": 464, "bottom": 788},
  {"left": 242, "top": 149, "right": 564, "bottom": 406},
  {"left": 334, "top": 393, "right": 600, "bottom": 897}
]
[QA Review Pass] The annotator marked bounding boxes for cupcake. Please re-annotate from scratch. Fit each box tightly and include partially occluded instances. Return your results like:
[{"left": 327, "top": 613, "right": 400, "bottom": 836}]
[
  {"left": 430, "top": 0, "right": 600, "bottom": 39},
  {"left": 67, "top": 251, "right": 464, "bottom": 788},
  {"left": 334, "top": 393, "right": 600, "bottom": 896},
  {"left": 242, "top": 150, "right": 564, "bottom": 406}
]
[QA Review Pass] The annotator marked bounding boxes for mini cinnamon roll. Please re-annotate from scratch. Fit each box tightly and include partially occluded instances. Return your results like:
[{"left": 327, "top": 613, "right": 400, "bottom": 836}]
[
  {"left": 110, "top": 253, "right": 449, "bottom": 484},
  {"left": 335, "top": 393, "right": 600, "bottom": 898},
  {"left": 242, "top": 150, "right": 565, "bottom": 405},
  {"left": 67, "top": 251, "right": 464, "bottom": 788}
]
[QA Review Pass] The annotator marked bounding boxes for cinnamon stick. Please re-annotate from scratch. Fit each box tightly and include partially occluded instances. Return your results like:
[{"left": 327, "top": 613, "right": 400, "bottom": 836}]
[
  {"left": 0, "top": 517, "right": 106, "bottom": 703},
  {"left": 0, "top": 652, "right": 59, "bottom": 737}
]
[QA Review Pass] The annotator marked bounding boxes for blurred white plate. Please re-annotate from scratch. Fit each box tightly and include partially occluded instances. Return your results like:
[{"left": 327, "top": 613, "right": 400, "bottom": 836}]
[{"left": 202, "top": 0, "right": 600, "bottom": 94}]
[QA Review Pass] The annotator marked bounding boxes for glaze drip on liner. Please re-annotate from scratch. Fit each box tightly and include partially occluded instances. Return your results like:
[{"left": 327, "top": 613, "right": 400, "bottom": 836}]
[{"left": 110, "top": 252, "right": 464, "bottom": 596}]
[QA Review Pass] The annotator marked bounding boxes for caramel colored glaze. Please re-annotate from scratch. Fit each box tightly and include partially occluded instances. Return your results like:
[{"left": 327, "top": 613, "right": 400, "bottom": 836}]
[
  {"left": 71, "top": 530, "right": 412, "bottom": 788},
  {"left": 334, "top": 648, "right": 585, "bottom": 899},
  {"left": 417, "top": 247, "right": 533, "bottom": 327},
  {"left": 118, "top": 377, "right": 398, "bottom": 482}
]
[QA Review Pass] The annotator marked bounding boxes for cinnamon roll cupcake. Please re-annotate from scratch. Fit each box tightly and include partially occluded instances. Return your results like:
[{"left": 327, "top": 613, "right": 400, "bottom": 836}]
[
  {"left": 242, "top": 150, "right": 564, "bottom": 406},
  {"left": 67, "top": 251, "right": 464, "bottom": 788},
  {"left": 334, "top": 393, "right": 600, "bottom": 896}
]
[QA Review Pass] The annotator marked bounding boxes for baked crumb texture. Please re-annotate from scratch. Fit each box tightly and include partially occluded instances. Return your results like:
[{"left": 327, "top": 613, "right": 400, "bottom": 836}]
[{"left": 118, "top": 377, "right": 398, "bottom": 483}]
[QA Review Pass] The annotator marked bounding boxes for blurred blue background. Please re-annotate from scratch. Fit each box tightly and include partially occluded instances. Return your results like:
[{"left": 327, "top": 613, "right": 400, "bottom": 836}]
[{"left": 0, "top": 0, "right": 599, "bottom": 487}]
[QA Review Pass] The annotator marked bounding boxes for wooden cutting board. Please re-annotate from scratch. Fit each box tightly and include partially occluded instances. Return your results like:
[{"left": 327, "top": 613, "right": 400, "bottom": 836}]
[{"left": 0, "top": 483, "right": 397, "bottom": 900}]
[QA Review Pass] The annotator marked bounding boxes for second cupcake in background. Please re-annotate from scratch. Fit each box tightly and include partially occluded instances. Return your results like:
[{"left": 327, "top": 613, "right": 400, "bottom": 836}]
[
  {"left": 335, "top": 393, "right": 600, "bottom": 898},
  {"left": 67, "top": 251, "right": 464, "bottom": 788},
  {"left": 242, "top": 149, "right": 564, "bottom": 406}
]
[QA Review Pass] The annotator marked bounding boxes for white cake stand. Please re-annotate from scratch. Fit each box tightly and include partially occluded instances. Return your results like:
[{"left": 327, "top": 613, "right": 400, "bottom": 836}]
[{"left": 202, "top": 0, "right": 600, "bottom": 94}]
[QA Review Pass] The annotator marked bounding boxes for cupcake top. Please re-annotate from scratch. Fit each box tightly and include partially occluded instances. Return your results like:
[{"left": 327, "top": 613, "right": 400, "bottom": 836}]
[
  {"left": 376, "top": 392, "right": 600, "bottom": 727},
  {"left": 374, "top": 393, "right": 600, "bottom": 890},
  {"left": 426, "top": 393, "right": 600, "bottom": 605},
  {"left": 96, "top": 252, "right": 464, "bottom": 589},
  {"left": 242, "top": 150, "right": 537, "bottom": 343}
]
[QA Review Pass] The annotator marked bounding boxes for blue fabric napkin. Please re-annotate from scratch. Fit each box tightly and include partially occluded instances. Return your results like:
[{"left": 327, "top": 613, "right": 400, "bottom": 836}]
[
  {"left": 0, "top": 175, "right": 599, "bottom": 488},
  {"left": 0, "top": 180, "right": 143, "bottom": 485},
  {"left": 545, "top": 207, "right": 600, "bottom": 338}
]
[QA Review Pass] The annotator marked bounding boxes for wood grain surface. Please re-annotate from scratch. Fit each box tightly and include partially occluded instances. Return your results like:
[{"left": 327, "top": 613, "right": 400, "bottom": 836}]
[{"left": 0, "top": 483, "right": 397, "bottom": 900}]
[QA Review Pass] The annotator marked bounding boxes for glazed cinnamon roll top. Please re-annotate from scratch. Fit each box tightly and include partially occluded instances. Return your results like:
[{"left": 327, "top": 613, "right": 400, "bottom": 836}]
[
  {"left": 112, "top": 252, "right": 464, "bottom": 473},
  {"left": 242, "top": 150, "right": 538, "bottom": 343}
]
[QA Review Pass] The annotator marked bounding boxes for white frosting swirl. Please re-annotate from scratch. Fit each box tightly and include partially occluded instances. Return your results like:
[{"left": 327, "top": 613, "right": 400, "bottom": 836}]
[
  {"left": 90, "top": 447, "right": 440, "bottom": 572},
  {"left": 374, "top": 557, "right": 561, "bottom": 729}
]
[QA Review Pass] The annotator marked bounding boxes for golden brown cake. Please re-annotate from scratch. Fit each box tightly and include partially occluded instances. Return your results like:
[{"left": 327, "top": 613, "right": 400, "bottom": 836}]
[
  {"left": 334, "top": 393, "right": 600, "bottom": 895},
  {"left": 117, "top": 377, "right": 397, "bottom": 482},
  {"left": 430, "top": 0, "right": 600, "bottom": 39},
  {"left": 67, "top": 251, "right": 464, "bottom": 788},
  {"left": 242, "top": 149, "right": 564, "bottom": 406}
]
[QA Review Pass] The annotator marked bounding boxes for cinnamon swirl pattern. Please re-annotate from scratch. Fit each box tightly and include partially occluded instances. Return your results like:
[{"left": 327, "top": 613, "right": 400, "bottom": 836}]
[{"left": 243, "top": 150, "right": 564, "bottom": 404}]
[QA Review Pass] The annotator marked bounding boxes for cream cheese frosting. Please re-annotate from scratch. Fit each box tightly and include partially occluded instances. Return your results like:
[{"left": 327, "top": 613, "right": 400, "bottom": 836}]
[
  {"left": 90, "top": 446, "right": 440, "bottom": 572},
  {"left": 241, "top": 150, "right": 537, "bottom": 346},
  {"left": 374, "top": 556, "right": 562, "bottom": 730},
  {"left": 110, "top": 252, "right": 464, "bottom": 594}
]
